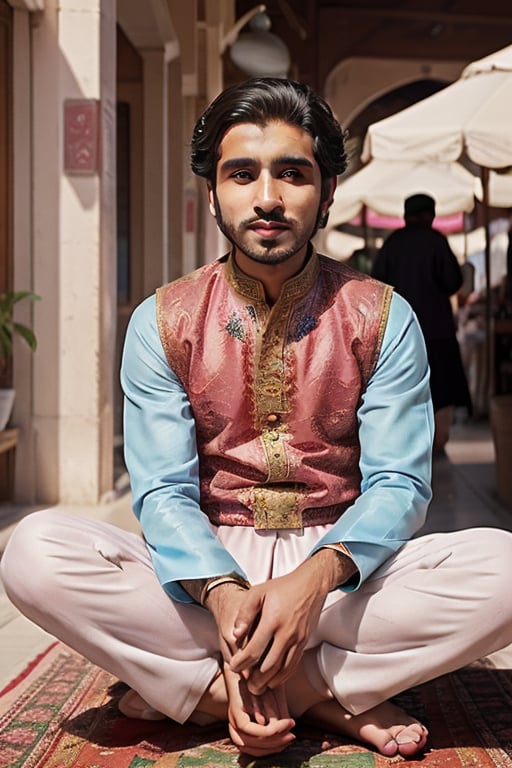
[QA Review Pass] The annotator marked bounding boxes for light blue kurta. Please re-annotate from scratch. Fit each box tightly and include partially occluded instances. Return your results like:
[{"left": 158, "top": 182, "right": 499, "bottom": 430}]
[{"left": 121, "top": 288, "right": 433, "bottom": 603}]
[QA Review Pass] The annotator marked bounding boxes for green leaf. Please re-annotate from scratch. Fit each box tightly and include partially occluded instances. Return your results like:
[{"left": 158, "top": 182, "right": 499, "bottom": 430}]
[
  {"left": 0, "top": 290, "right": 40, "bottom": 364},
  {"left": 0, "top": 325, "right": 12, "bottom": 359},
  {"left": 13, "top": 322, "right": 37, "bottom": 352},
  {"left": 2, "top": 290, "right": 41, "bottom": 305}
]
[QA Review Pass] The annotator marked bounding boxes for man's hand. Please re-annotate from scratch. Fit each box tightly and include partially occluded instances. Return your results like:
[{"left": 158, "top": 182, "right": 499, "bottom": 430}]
[
  {"left": 204, "top": 582, "right": 253, "bottom": 661},
  {"left": 223, "top": 664, "right": 295, "bottom": 757},
  {"left": 228, "top": 548, "right": 355, "bottom": 694}
]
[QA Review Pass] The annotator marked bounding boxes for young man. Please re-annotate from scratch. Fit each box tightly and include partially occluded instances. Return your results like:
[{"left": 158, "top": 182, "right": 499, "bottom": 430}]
[{"left": 2, "top": 78, "right": 512, "bottom": 760}]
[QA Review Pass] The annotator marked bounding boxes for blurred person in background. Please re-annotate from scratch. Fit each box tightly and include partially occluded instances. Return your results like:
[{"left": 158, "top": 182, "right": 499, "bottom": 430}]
[{"left": 372, "top": 193, "right": 472, "bottom": 453}]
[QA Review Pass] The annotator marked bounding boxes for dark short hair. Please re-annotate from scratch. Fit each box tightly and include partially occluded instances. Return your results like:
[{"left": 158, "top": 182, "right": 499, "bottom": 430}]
[
  {"left": 404, "top": 193, "right": 436, "bottom": 217},
  {"left": 190, "top": 77, "right": 347, "bottom": 184}
]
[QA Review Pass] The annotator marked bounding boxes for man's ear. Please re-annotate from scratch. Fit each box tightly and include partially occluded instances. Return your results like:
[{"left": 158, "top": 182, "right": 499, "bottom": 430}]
[
  {"left": 207, "top": 183, "right": 217, "bottom": 218},
  {"left": 318, "top": 177, "right": 338, "bottom": 230},
  {"left": 321, "top": 176, "right": 337, "bottom": 214}
]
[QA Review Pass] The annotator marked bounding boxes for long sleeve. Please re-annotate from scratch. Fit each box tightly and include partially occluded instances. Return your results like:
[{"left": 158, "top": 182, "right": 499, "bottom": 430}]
[
  {"left": 120, "top": 296, "right": 247, "bottom": 603},
  {"left": 310, "top": 292, "right": 434, "bottom": 589}
]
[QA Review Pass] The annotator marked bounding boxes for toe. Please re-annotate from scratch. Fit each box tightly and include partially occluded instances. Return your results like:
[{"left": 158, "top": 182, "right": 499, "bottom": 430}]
[
  {"left": 394, "top": 724, "right": 428, "bottom": 756},
  {"left": 382, "top": 739, "right": 399, "bottom": 757}
]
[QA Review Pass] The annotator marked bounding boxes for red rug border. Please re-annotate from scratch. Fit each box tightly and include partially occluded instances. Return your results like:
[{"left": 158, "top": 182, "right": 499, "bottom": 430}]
[{"left": 0, "top": 640, "right": 59, "bottom": 698}]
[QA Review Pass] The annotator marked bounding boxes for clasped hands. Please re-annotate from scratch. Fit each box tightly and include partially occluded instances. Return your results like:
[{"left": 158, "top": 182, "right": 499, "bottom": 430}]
[{"left": 205, "top": 550, "right": 344, "bottom": 756}]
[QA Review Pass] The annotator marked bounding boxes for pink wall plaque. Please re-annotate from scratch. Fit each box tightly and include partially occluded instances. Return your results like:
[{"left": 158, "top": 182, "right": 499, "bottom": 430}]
[{"left": 64, "top": 99, "right": 100, "bottom": 174}]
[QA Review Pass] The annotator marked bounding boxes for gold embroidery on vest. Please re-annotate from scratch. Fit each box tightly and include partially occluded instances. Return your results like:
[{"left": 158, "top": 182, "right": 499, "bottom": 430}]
[
  {"left": 255, "top": 328, "right": 290, "bottom": 423},
  {"left": 260, "top": 428, "right": 289, "bottom": 481},
  {"left": 242, "top": 255, "right": 319, "bottom": 529},
  {"left": 252, "top": 297, "right": 308, "bottom": 526},
  {"left": 252, "top": 485, "right": 303, "bottom": 529},
  {"left": 378, "top": 285, "right": 394, "bottom": 349}
]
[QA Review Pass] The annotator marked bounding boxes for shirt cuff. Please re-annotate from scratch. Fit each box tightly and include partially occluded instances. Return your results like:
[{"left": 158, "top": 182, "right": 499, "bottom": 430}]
[{"left": 321, "top": 542, "right": 360, "bottom": 589}]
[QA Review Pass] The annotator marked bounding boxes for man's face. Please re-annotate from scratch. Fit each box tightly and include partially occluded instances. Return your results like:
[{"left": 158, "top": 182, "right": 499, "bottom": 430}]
[{"left": 209, "top": 120, "right": 334, "bottom": 267}]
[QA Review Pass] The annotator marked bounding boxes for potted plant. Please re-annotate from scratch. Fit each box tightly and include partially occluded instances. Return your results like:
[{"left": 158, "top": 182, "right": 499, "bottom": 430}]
[{"left": 0, "top": 290, "right": 40, "bottom": 430}]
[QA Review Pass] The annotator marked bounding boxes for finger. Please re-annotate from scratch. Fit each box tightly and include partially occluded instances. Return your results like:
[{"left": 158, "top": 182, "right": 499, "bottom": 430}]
[
  {"left": 239, "top": 675, "right": 294, "bottom": 728},
  {"left": 229, "top": 703, "right": 295, "bottom": 737},
  {"left": 231, "top": 734, "right": 296, "bottom": 757},
  {"left": 238, "top": 680, "right": 267, "bottom": 726},
  {"left": 247, "top": 643, "right": 302, "bottom": 694},
  {"left": 228, "top": 718, "right": 296, "bottom": 743},
  {"left": 250, "top": 700, "right": 267, "bottom": 726},
  {"left": 228, "top": 718, "right": 296, "bottom": 759},
  {"left": 256, "top": 689, "right": 279, "bottom": 722},
  {"left": 228, "top": 701, "right": 295, "bottom": 737},
  {"left": 219, "top": 635, "right": 238, "bottom": 663},
  {"left": 232, "top": 591, "right": 262, "bottom": 641},
  {"left": 230, "top": 631, "right": 274, "bottom": 674},
  {"left": 229, "top": 726, "right": 295, "bottom": 758},
  {"left": 259, "top": 630, "right": 304, "bottom": 677},
  {"left": 263, "top": 643, "right": 303, "bottom": 690}
]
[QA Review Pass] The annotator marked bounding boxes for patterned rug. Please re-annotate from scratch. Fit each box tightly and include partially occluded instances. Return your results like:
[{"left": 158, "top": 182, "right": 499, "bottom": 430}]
[{"left": 1, "top": 642, "right": 512, "bottom": 768}]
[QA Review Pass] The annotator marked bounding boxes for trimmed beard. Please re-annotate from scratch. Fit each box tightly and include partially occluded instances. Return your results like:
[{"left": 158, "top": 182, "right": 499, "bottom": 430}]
[{"left": 211, "top": 191, "right": 326, "bottom": 266}]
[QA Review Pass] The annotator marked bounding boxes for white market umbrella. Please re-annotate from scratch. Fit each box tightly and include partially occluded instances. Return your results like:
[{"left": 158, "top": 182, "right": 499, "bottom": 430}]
[
  {"left": 330, "top": 159, "right": 481, "bottom": 226},
  {"left": 362, "top": 44, "right": 512, "bottom": 170}
]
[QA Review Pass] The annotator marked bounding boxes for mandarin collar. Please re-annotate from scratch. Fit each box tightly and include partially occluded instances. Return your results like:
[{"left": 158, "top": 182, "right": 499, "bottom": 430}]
[{"left": 225, "top": 246, "right": 319, "bottom": 304}]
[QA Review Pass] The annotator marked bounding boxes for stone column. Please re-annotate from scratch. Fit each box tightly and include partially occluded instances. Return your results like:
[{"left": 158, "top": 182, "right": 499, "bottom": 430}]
[{"left": 32, "top": 0, "right": 116, "bottom": 503}]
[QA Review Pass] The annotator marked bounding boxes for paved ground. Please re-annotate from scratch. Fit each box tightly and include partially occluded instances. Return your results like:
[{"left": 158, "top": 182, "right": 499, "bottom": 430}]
[{"left": 1, "top": 418, "right": 512, "bottom": 691}]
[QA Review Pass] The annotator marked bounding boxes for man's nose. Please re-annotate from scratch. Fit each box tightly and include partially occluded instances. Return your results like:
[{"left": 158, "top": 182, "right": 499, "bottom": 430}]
[{"left": 253, "top": 173, "right": 283, "bottom": 212}]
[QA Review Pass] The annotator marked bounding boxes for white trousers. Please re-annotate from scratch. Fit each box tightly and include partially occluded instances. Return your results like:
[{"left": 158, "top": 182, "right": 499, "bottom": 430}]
[{"left": 2, "top": 509, "right": 512, "bottom": 723}]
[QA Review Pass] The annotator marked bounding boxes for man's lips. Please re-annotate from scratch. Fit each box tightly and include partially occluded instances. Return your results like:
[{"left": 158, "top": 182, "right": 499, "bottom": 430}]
[{"left": 249, "top": 221, "right": 289, "bottom": 238}]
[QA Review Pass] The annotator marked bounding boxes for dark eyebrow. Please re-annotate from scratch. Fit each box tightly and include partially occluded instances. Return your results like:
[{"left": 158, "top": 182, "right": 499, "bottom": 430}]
[
  {"left": 220, "top": 157, "right": 257, "bottom": 172},
  {"left": 274, "top": 155, "right": 314, "bottom": 169},
  {"left": 219, "top": 155, "right": 314, "bottom": 173}
]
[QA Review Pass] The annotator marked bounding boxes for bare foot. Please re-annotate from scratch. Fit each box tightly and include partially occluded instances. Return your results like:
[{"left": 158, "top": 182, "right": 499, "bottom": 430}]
[
  {"left": 304, "top": 698, "right": 428, "bottom": 758},
  {"left": 118, "top": 688, "right": 167, "bottom": 721}
]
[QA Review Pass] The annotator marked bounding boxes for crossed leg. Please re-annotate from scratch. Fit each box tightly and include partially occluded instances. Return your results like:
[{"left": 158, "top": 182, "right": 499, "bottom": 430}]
[{"left": 3, "top": 511, "right": 512, "bottom": 759}]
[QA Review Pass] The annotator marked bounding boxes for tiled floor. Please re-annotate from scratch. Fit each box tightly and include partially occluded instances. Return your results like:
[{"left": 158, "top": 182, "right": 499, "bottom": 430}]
[{"left": 1, "top": 418, "right": 512, "bottom": 691}]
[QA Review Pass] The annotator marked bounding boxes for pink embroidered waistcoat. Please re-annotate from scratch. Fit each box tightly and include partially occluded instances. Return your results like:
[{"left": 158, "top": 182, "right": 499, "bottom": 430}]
[{"left": 156, "top": 251, "right": 393, "bottom": 530}]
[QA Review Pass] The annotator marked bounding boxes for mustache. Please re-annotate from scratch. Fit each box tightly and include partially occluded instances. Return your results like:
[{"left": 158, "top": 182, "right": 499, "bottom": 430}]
[{"left": 247, "top": 208, "right": 290, "bottom": 225}]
